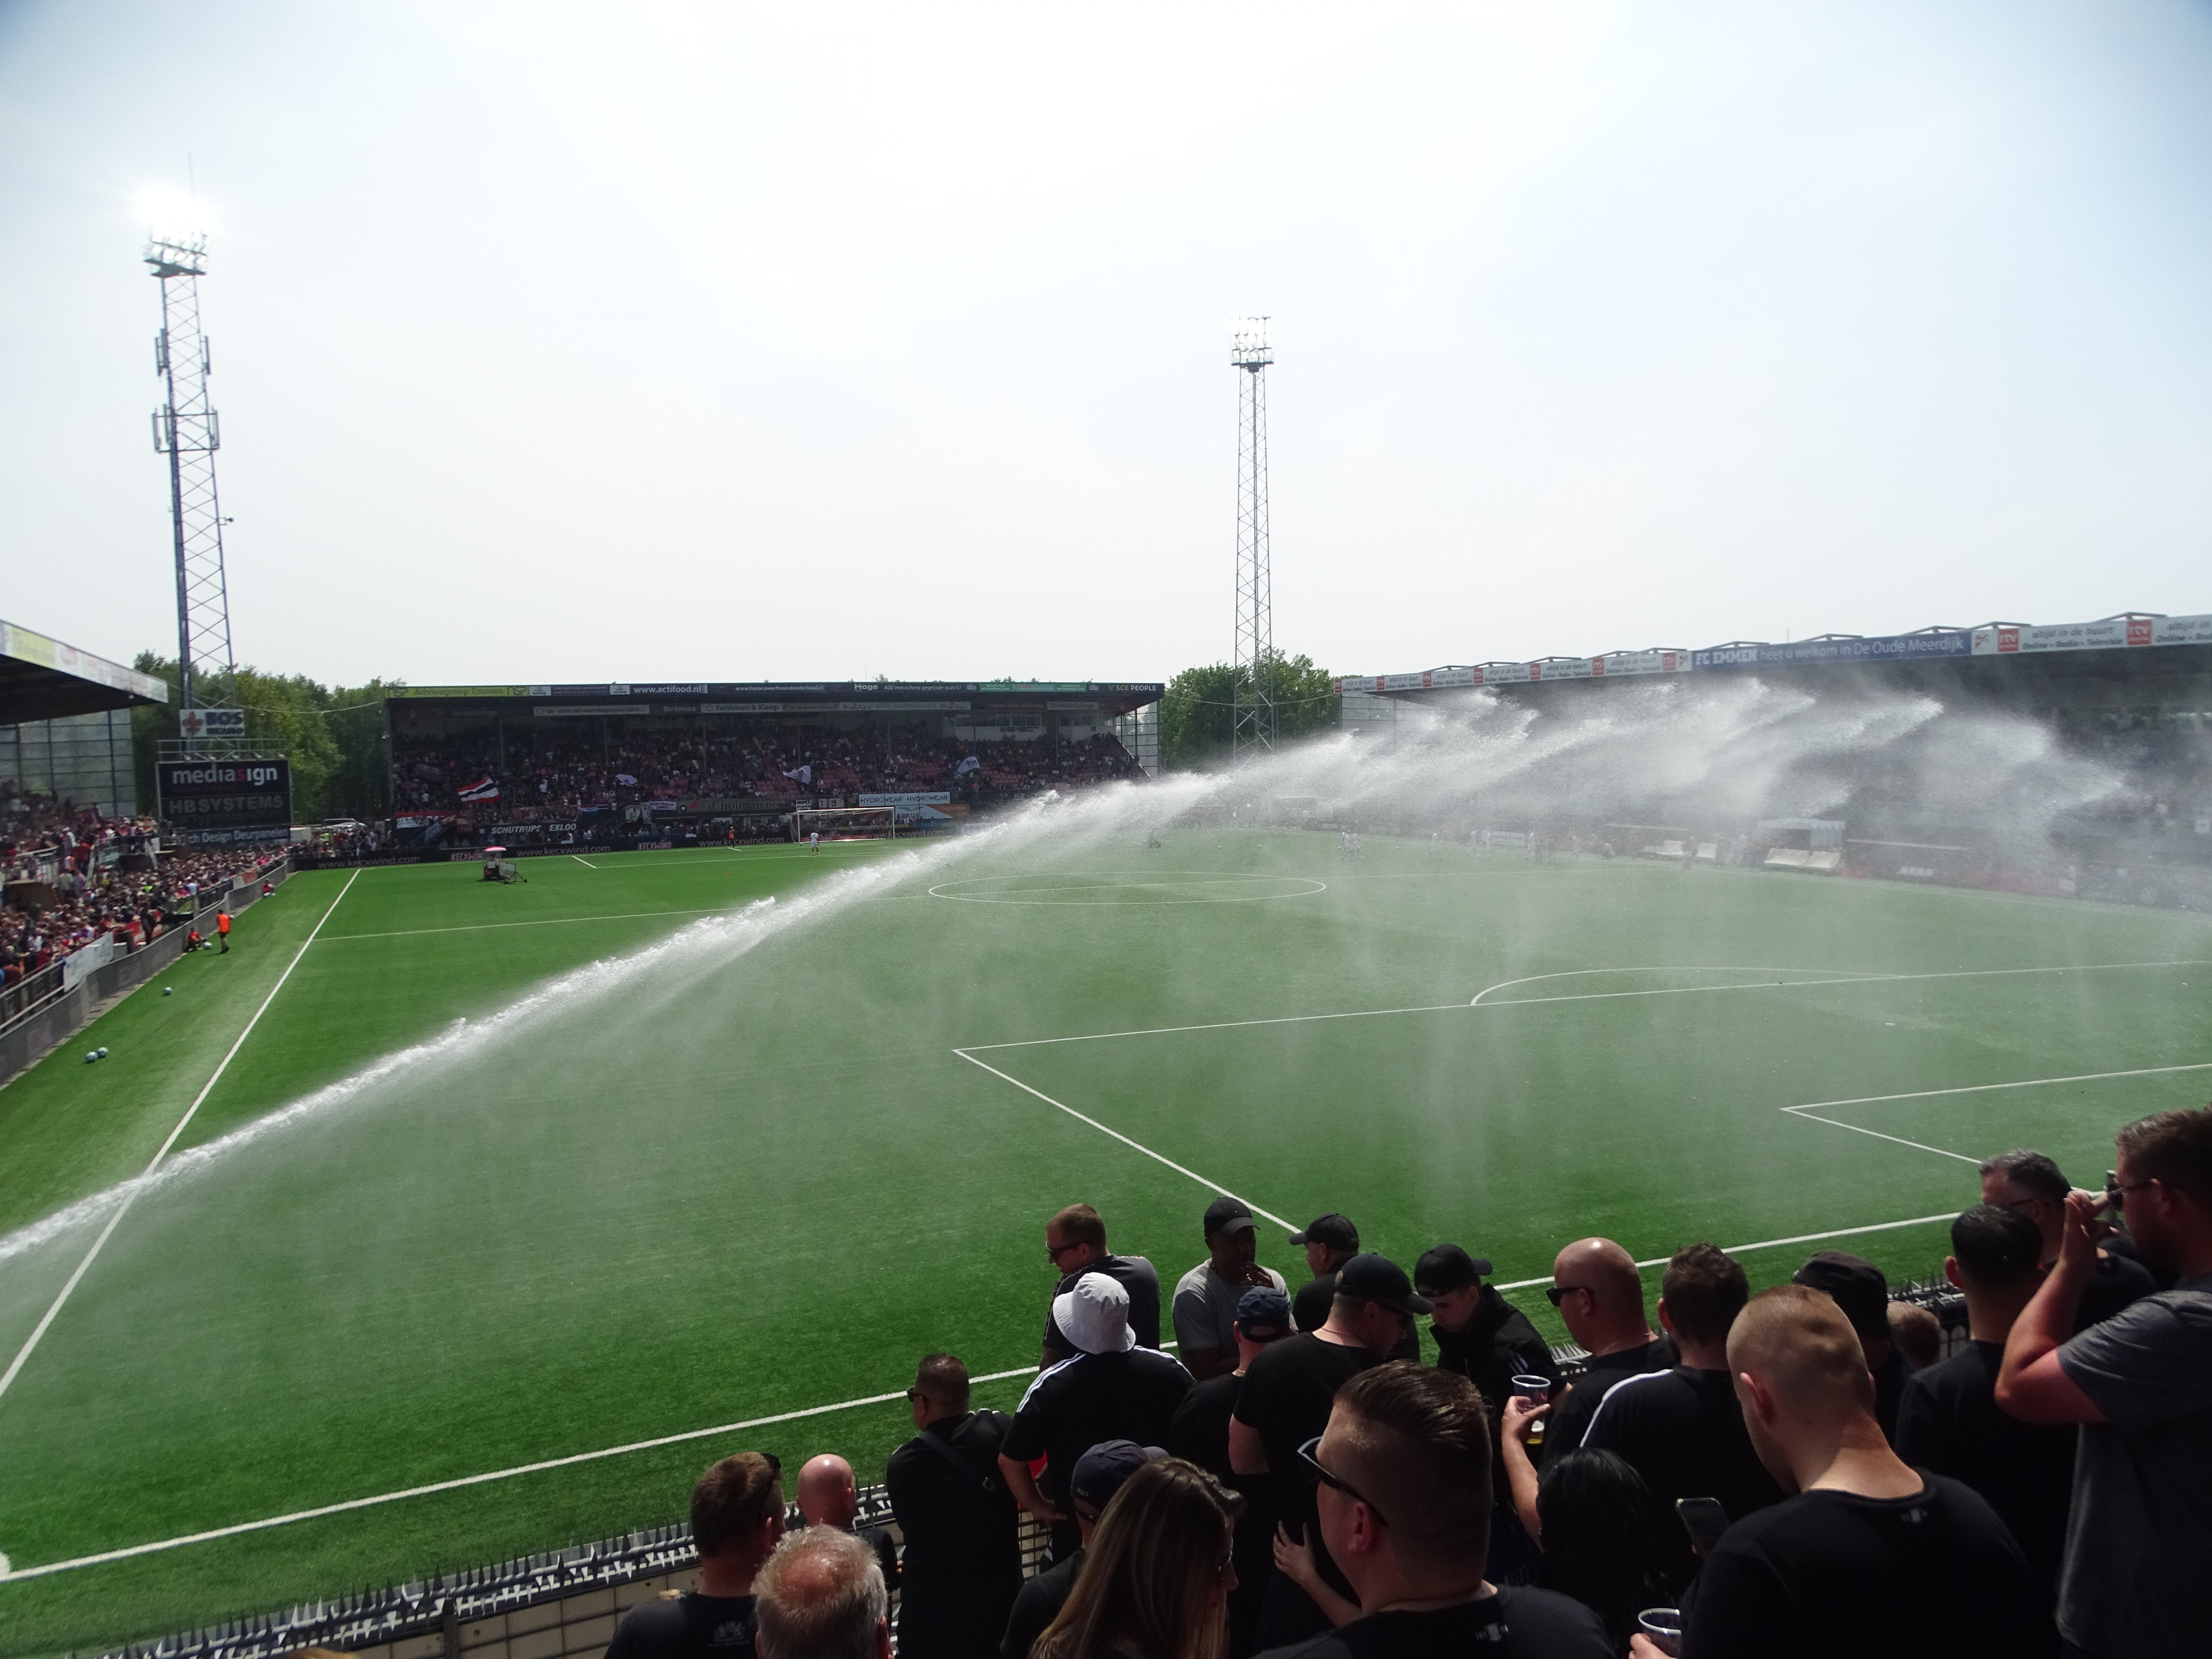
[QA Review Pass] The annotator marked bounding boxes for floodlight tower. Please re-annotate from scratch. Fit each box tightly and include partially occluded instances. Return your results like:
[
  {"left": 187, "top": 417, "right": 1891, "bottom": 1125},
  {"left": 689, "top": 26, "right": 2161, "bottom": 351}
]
[
  {"left": 146, "top": 233, "right": 238, "bottom": 743},
  {"left": 1230, "top": 317, "right": 1275, "bottom": 768}
]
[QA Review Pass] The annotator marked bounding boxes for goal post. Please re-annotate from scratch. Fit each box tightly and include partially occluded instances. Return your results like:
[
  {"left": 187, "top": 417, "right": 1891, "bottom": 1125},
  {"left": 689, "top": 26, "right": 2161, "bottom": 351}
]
[{"left": 790, "top": 805, "right": 897, "bottom": 842}]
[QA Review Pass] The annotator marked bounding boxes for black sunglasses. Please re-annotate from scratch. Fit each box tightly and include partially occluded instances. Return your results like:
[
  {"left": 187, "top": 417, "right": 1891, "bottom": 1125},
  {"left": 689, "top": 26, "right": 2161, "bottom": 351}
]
[
  {"left": 1297, "top": 1435, "right": 1389, "bottom": 1527},
  {"left": 1546, "top": 1284, "right": 1592, "bottom": 1307}
]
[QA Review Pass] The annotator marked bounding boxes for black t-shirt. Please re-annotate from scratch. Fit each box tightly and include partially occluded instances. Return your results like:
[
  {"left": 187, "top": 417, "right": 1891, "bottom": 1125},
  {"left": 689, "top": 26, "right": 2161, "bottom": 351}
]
[
  {"left": 1682, "top": 1474, "right": 2043, "bottom": 1658},
  {"left": 1001, "top": 1348, "right": 1193, "bottom": 1510},
  {"left": 1545, "top": 1336, "right": 1674, "bottom": 1457},
  {"left": 1294, "top": 1272, "right": 1421, "bottom": 1359},
  {"left": 1893, "top": 1340, "right": 2075, "bottom": 1607},
  {"left": 605, "top": 1593, "right": 758, "bottom": 1659},
  {"left": 2072, "top": 1250, "right": 2156, "bottom": 1334},
  {"left": 1001, "top": 1546, "right": 1082, "bottom": 1659},
  {"left": 1169, "top": 1371, "right": 1240, "bottom": 1475},
  {"left": 1234, "top": 1332, "right": 1382, "bottom": 1528},
  {"left": 885, "top": 1410, "right": 1022, "bottom": 1582},
  {"left": 1042, "top": 1253, "right": 1162, "bottom": 1357},
  {"left": 1252, "top": 1586, "right": 1612, "bottom": 1659},
  {"left": 1581, "top": 1366, "right": 1785, "bottom": 1522}
]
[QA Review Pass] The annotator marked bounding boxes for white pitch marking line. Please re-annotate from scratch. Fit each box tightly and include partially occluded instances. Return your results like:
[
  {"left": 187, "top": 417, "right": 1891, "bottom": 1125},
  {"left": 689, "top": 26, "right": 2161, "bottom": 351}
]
[
  {"left": 952, "top": 1050, "right": 1297, "bottom": 1231},
  {"left": 571, "top": 855, "right": 597, "bottom": 868},
  {"left": 1489, "top": 1211, "right": 1963, "bottom": 1291},
  {"left": 323, "top": 908, "right": 726, "bottom": 942},
  {"left": 1776, "top": 1060, "right": 2212, "bottom": 1168},
  {"left": 0, "top": 1361, "right": 1045, "bottom": 1583},
  {"left": 0, "top": 870, "right": 363, "bottom": 1408}
]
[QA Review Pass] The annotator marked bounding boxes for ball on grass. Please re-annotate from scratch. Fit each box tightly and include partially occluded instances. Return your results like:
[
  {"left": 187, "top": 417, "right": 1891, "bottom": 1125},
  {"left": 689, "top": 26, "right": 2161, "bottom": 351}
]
[
  {"left": 97, "top": 1048, "right": 108, "bottom": 1059},
  {"left": 163, "top": 986, "right": 173, "bottom": 995},
  {"left": 84, "top": 1051, "right": 97, "bottom": 1064}
]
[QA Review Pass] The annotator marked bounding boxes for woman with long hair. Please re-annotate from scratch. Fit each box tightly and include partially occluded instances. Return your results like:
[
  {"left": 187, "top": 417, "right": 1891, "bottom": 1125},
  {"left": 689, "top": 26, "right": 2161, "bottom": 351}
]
[
  {"left": 1528, "top": 1448, "right": 1690, "bottom": 1654},
  {"left": 1032, "top": 1457, "right": 1244, "bottom": 1659}
]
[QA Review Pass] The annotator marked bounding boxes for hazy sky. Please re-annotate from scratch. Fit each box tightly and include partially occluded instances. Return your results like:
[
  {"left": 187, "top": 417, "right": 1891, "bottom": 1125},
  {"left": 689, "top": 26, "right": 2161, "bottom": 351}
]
[{"left": 5, "top": 1, "right": 2211, "bottom": 689}]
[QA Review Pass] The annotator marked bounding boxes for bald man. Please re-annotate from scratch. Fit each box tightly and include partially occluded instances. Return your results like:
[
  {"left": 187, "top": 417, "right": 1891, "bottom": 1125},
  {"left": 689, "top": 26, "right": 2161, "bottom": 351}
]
[
  {"left": 789, "top": 1454, "right": 900, "bottom": 1596},
  {"left": 1631, "top": 1285, "right": 2040, "bottom": 1659},
  {"left": 1543, "top": 1237, "right": 1673, "bottom": 1457}
]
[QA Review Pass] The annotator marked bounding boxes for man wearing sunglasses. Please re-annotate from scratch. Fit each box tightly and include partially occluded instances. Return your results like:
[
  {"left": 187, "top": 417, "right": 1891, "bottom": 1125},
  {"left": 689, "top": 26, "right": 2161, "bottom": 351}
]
[
  {"left": 1253, "top": 1365, "right": 1609, "bottom": 1659},
  {"left": 1540, "top": 1237, "right": 1672, "bottom": 1458},
  {"left": 1979, "top": 1148, "right": 2156, "bottom": 1331},
  {"left": 1998, "top": 1108, "right": 2212, "bottom": 1659},
  {"left": 1040, "top": 1204, "right": 1161, "bottom": 1368}
]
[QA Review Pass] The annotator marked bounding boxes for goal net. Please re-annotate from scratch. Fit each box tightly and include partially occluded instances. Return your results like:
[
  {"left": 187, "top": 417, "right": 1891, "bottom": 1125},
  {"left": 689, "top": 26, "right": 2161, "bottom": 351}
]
[{"left": 790, "top": 806, "right": 897, "bottom": 842}]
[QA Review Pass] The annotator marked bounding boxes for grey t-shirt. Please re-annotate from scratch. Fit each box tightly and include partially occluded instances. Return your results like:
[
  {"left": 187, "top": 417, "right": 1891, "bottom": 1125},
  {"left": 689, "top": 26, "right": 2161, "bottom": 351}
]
[
  {"left": 2054, "top": 1272, "right": 2212, "bottom": 1657},
  {"left": 1172, "top": 1259, "right": 1288, "bottom": 1359}
]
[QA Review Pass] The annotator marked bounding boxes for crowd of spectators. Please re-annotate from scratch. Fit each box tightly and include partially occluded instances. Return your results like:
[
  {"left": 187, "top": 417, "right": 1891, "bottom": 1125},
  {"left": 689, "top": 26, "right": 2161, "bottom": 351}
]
[
  {"left": 388, "top": 724, "right": 1143, "bottom": 816},
  {"left": 2, "top": 782, "right": 290, "bottom": 990},
  {"left": 608, "top": 1109, "right": 2212, "bottom": 1659}
]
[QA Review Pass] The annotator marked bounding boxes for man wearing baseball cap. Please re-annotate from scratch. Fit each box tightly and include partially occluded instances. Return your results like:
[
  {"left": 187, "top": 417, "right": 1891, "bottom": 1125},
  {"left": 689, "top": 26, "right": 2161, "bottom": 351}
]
[
  {"left": 1794, "top": 1251, "right": 1908, "bottom": 1443},
  {"left": 1291, "top": 1215, "right": 1421, "bottom": 1362},
  {"left": 998, "top": 1441, "right": 1164, "bottom": 1659},
  {"left": 1416, "top": 1244, "right": 1556, "bottom": 1419},
  {"left": 1233, "top": 1255, "right": 1431, "bottom": 1647},
  {"left": 998, "top": 1272, "right": 1191, "bottom": 1560},
  {"left": 1174, "top": 1194, "right": 1290, "bottom": 1381}
]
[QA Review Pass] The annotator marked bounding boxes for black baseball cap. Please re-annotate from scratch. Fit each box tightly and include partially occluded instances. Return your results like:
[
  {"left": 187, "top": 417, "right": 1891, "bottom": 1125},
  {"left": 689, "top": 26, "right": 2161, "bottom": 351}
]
[
  {"left": 1236, "top": 1285, "right": 1293, "bottom": 1338},
  {"left": 1289, "top": 1213, "right": 1359, "bottom": 1251},
  {"left": 1414, "top": 1244, "right": 1494, "bottom": 1296},
  {"left": 1793, "top": 1251, "right": 1890, "bottom": 1345},
  {"left": 1335, "top": 1253, "right": 1433, "bottom": 1317},
  {"left": 1070, "top": 1440, "right": 1165, "bottom": 1508},
  {"left": 1203, "top": 1195, "right": 1257, "bottom": 1237}
]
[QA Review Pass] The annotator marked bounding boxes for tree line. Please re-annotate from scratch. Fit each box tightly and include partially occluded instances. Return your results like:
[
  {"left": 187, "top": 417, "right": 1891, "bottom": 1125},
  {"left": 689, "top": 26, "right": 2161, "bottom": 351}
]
[{"left": 1158, "top": 651, "right": 1338, "bottom": 770}]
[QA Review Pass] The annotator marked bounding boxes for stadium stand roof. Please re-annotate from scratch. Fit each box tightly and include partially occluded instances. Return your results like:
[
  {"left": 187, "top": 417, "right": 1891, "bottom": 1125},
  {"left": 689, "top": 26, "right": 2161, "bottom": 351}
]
[
  {"left": 1340, "top": 611, "right": 2212, "bottom": 695},
  {"left": 0, "top": 619, "right": 170, "bottom": 724},
  {"left": 385, "top": 679, "right": 1164, "bottom": 715}
]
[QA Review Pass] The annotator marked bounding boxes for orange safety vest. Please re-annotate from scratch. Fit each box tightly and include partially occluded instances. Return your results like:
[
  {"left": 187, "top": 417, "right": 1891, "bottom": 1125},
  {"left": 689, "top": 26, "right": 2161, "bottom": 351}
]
[{"left": 217, "top": 913, "right": 231, "bottom": 935}]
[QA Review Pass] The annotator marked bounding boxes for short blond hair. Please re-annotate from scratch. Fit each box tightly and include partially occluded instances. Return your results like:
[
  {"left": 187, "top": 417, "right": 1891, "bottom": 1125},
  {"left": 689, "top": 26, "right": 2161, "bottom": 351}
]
[{"left": 1726, "top": 1285, "right": 1872, "bottom": 1415}]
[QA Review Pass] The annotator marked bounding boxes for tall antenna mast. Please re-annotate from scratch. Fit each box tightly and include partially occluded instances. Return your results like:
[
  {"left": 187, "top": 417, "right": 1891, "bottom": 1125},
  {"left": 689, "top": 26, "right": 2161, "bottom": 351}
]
[
  {"left": 147, "top": 232, "right": 239, "bottom": 749},
  {"left": 1230, "top": 316, "right": 1275, "bottom": 768}
]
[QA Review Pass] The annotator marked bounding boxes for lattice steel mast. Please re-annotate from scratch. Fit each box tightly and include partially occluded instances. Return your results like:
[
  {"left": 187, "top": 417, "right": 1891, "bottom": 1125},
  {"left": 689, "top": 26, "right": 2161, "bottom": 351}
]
[
  {"left": 1230, "top": 317, "right": 1275, "bottom": 767},
  {"left": 147, "top": 234, "right": 238, "bottom": 738}
]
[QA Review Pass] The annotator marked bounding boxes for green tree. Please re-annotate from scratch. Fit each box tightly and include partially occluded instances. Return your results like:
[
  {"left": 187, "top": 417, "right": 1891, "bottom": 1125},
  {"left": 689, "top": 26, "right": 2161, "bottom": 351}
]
[
  {"left": 1160, "top": 651, "right": 1338, "bottom": 771},
  {"left": 129, "top": 654, "right": 401, "bottom": 824}
]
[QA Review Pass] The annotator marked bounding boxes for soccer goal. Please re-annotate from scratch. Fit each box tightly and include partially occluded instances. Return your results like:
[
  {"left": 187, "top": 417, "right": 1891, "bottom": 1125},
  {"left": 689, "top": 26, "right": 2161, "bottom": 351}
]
[{"left": 790, "top": 805, "right": 897, "bottom": 842}]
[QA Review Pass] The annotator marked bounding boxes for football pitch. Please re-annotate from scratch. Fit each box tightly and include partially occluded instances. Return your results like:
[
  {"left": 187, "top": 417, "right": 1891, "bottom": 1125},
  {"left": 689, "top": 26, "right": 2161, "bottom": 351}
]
[{"left": 2, "top": 823, "right": 2210, "bottom": 1656}]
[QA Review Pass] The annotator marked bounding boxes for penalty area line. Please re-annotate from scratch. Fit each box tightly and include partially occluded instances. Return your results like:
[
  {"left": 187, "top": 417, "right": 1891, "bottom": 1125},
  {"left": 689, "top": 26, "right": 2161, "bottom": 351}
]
[
  {"left": 0, "top": 870, "right": 363, "bottom": 1410},
  {"left": 0, "top": 1362, "right": 1045, "bottom": 1583},
  {"left": 953, "top": 1050, "right": 1297, "bottom": 1232}
]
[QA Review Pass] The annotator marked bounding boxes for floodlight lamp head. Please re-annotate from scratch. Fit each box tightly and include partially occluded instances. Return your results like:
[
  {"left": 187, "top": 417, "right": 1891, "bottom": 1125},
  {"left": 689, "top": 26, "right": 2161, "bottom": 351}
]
[
  {"left": 143, "top": 235, "right": 208, "bottom": 278},
  {"left": 1229, "top": 316, "right": 1273, "bottom": 370}
]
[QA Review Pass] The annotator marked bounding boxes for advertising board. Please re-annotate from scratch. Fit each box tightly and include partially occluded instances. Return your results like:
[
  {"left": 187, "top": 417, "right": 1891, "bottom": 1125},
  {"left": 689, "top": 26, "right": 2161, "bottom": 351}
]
[{"left": 156, "top": 758, "right": 292, "bottom": 844}]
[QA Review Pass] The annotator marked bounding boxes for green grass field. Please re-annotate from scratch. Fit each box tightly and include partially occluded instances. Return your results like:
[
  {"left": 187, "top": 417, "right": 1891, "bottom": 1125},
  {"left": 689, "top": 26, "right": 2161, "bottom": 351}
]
[{"left": 2, "top": 824, "right": 2209, "bottom": 1657}]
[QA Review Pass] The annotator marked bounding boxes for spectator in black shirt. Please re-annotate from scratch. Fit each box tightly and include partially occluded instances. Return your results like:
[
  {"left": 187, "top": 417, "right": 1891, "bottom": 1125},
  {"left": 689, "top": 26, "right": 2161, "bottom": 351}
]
[
  {"left": 1634, "top": 1285, "right": 2041, "bottom": 1659},
  {"left": 1528, "top": 1450, "right": 1689, "bottom": 1653},
  {"left": 1981, "top": 1147, "right": 2155, "bottom": 1332},
  {"left": 1997, "top": 1108, "right": 2212, "bottom": 1659},
  {"left": 1233, "top": 1256, "right": 1431, "bottom": 1649},
  {"left": 1001, "top": 1440, "right": 1165, "bottom": 1659},
  {"left": 1416, "top": 1244, "right": 1555, "bottom": 1420},
  {"left": 1543, "top": 1238, "right": 1673, "bottom": 1456},
  {"left": 1790, "top": 1252, "right": 1907, "bottom": 1444},
  {"left": 1000, "top": 1272, "right": 1193, "bottom": 1558},
  {"left": 1173, "top": 1286, "right": 1293, "bottom": 1658},
  {"left": 790, "top": 1456, "right": 899, "bottom": 1597},
  {"left": 754, "top": 1527, "right": 891, "bottom": 1659},
  {"left": 1895, "top": 1205, "right": 2073, "bottom": 1618},
  {"left": 607, "top": 1452, "right": 786, "bottom": 1659},
  {"left": 885, "top": 1354, "right": 1021, "bottom": 1659},
  {"left": 1041, "top": 1203, "right": 1161, "bottom": 1366},
  {"left": 1293, "top": 1215, "right": 1418, "bottom": 1361},
  {"left": 1252, "top": 1363, "right": 1611, "bottom": 1659},
  {"left": 1032, "top": 1458, "right": 1244, "bottom": 1659},
  {"left": 1886, "top": 1300, "right": 1942, "bottom": 1372},
  {"left": 1580, "top": 1242, "right": 1783, "bottom": 1523}
]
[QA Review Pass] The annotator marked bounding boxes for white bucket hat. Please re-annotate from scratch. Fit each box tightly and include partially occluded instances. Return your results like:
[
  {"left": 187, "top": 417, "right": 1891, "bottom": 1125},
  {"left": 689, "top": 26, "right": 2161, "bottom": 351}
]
[{"left": 1052, "top": 1271, "right": 1136, "bottom": 1355}]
